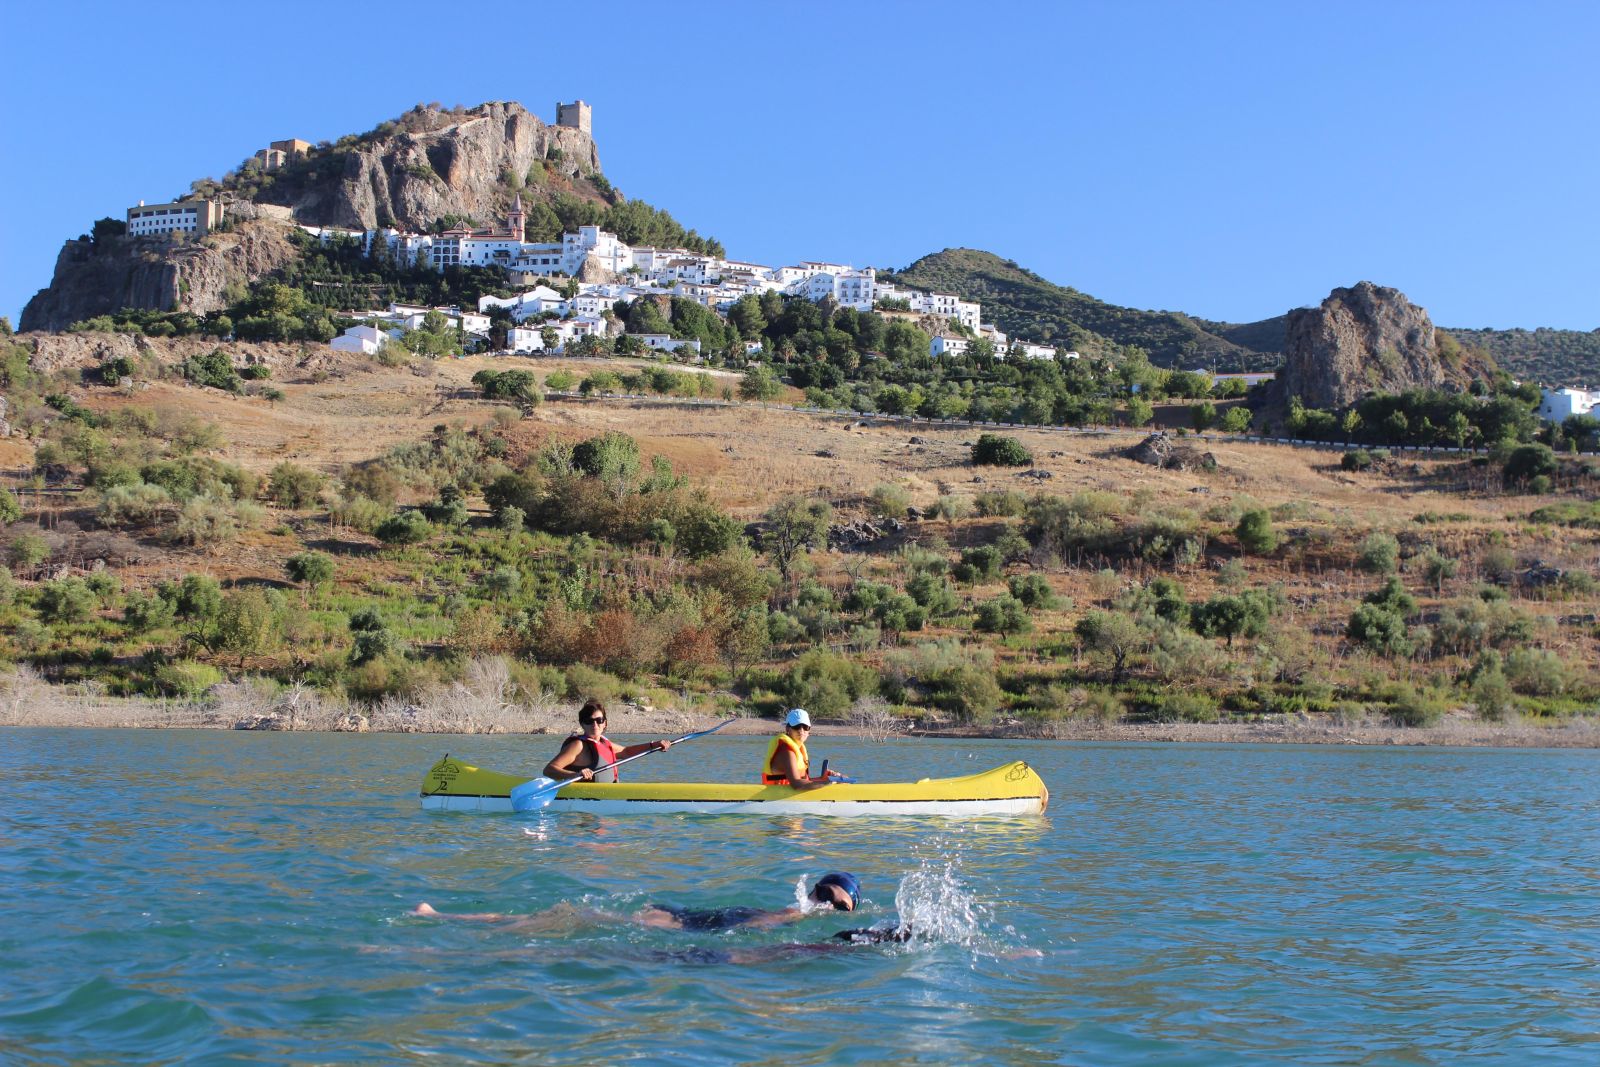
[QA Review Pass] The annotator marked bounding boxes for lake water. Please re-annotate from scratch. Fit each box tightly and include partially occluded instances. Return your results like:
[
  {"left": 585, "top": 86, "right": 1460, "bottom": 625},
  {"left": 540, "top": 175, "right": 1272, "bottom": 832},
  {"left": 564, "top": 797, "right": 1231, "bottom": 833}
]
[{"left": 2, "top": 730, "right": 1596, "bottom": 1065}]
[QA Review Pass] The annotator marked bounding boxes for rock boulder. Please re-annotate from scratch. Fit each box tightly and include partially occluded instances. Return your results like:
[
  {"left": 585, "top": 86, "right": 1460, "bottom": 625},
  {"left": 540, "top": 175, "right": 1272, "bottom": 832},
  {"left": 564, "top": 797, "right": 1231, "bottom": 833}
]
[{"left": 1274, "top": 281, "right": 1481, "bottom": 411}]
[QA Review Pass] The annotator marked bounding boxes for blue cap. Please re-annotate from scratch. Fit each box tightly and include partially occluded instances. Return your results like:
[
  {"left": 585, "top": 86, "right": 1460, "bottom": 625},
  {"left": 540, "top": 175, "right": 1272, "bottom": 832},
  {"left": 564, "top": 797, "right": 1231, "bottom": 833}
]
[{"left": 814, "top": 872, "right": 860, "bottom": 910}]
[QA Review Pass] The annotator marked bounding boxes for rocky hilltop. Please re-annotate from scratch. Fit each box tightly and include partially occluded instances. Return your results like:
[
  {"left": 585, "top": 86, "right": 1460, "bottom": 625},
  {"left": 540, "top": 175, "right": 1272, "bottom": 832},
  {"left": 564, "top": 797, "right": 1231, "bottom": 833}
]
[
  {"left": 1271, "top": 281, "right": 1489, "bottom": 410},
  {"left": 21, "top": 101, "right": 606, "bottom": 333},
  {"left": 248, "top": 100, "right": 600, "bottom": 232}
]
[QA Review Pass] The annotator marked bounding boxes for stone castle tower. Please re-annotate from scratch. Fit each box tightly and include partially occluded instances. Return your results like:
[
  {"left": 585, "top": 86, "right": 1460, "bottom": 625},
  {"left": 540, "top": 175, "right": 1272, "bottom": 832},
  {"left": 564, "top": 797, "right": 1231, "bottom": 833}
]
[{"left": 556, "top": 100, "right": 592, "bottom": 136}]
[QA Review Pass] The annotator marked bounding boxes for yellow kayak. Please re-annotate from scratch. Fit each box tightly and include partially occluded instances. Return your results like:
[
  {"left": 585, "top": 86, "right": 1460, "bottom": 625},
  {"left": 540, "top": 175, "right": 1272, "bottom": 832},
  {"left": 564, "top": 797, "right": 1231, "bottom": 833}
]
[{"left": 419, "top": 757, "right": 1048, "bottom": 817}]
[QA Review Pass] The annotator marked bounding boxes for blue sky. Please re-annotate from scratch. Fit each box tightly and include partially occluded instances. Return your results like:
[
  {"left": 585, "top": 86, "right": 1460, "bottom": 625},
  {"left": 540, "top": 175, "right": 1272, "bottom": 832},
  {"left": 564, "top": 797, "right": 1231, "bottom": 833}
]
[{"left": 3, "top": 0, "right": 1596, "bottom": 330}]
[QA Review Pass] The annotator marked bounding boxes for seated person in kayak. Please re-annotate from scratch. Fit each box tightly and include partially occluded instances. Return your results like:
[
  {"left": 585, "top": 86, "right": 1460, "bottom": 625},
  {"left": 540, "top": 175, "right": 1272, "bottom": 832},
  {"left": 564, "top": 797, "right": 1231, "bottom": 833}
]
[
  {"left": 543, "top": 699, "right": 671, "bottom": 782},
  {"left": 761, "top": 708, "right": 844, "bottom": 789},
  {"left": 410, "top": 872, "right": 859, "bottom": 932}
]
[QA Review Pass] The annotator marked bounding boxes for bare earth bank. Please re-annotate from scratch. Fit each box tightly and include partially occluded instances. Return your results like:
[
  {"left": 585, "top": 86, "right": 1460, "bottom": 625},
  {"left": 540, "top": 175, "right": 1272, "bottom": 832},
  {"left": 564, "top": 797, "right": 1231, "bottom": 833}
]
[{"left": 3, "top": 678, "right": 1594, "bottom": 749}]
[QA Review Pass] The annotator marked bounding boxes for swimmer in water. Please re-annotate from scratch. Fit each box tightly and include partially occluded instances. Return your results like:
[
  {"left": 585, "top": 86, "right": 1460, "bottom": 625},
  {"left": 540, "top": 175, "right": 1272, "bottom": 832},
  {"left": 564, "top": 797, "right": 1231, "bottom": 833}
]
[{"left": 410, "top": 872, "right": 860, "bottom": 933}]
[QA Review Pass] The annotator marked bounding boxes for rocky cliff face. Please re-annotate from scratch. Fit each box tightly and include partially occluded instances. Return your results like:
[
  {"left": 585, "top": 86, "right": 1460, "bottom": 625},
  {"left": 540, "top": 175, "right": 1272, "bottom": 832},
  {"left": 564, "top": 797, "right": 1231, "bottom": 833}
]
[
  {"left": 20, "top": 220, "right": 300, "bottom": 333},
  {"left": 259, "top": 100, "right": 600, "bottom": 231},
  {"left": 1275, "top": 282, "right": 1472, "bottom": 410}
]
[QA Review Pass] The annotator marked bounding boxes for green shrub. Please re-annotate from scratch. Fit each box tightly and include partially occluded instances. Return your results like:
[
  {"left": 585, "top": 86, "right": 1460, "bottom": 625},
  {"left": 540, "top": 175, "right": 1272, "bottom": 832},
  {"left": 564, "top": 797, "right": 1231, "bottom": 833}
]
[
  {"left": 974, "top": 489, "right": 1028, "bottom": 517},
  {"left": 35, "top": 577, "right": 96, "bottom": 623},
  {"left": 173, "top": 495, "right": 239, "bottom": 546},
  {"left": 267, "top": 463, "right": 327, "bottom": 509},
  {"left": 1363, "top": 577, "right": 1417, "bottom": 618},
  {"left": 868, "top": 483, "right": 911, "bottom": 519},
  {"left": 906, "top": 571, "right": 959, "bottom": 616},
  {"left": 180, "top": 349, "right": 240, "bottom": 392},
  {"left": 929, "top": 662, "right": 1004, "bottom": 722},
  {"left": 1347, "top": 604, "right": 1412, "bottom": 657},
  {"left": 931, "top": 494, "right": 973, "bottom": 521},
  {"left": 1007, "top": 574, "right": 1057, "bottom": 609},
  {"left": 155, "top": 659, "right": 225, "bottom": 698},
  {"left": 951, "top": 545, "right": 1003, "bottom": 584},
  {"left": 1357, "top": 532, "right": 1400, "bottom": 574},
  {"left": 286, "top": 552, "right": 335, "bottom": 589},
  {"left": 8, "top": 532, "right": 51, "bottom": 570},
  {"left": 781, "top": 649, "right": 878, "bottom": 717},
  {"left": 215, "top": 589, "right": 280, "bottom": 658},
  {"left": 1342, "top": 449, "right": 1374, "bottom": 472},
  {"left": 1383, "top": 683, "right": 1445, "bottom": 727},
  {"left": 1235, "top": 509, "right": 1278, "bottom": 554},
  {"left": 239, "top": 364, "right": 272, "bottom": 380},
  {"left": 171, "top": 575, "right": 222, "bottom": 623},
  {"left": 0, "top": 489, "right": 21, "bottom": 526},
  {"left": 376, "top": 510, "right": 432, "bottom": 545},
  {"left": 330, "top": 495, "right": 390, "bottom": 534},
  {"left": 97, "top": 483, "right": 171, "bottom": 527},
  {"left": 1150, "top": 691, "right": 1219, "bottom": 723},
  {"left": 1503, "top": 444, "right": 1558, "bottom": 488},
  {"left": 1468, "top": 657, "right": 1516, "bottom": 722},
  {"left": 971, "top": 434, "right": 1032, "bottom": 467},
  {"left": 974, "top": 594, "right": 1031, "bottom": 634},
  {"left": 1504, "top": 648, "right": 1571, "bottom": 696},
  {"left": 123, "top": 590, "right": 177, "bottom": 633}
]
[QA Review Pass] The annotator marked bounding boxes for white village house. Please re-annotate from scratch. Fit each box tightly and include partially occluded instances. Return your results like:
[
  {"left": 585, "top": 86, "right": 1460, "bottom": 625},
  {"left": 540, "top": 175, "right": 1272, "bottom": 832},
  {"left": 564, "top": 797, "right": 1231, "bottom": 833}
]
[{"left": 1537, "top": 386, "right": 1600, "bottom": 423}]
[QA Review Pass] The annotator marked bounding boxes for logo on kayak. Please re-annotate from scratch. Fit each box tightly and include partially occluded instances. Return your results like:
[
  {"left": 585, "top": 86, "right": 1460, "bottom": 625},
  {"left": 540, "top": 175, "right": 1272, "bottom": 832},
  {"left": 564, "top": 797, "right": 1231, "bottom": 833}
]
[{"left": 1005, "top": 763, "right": 1030, "bottom": 782}]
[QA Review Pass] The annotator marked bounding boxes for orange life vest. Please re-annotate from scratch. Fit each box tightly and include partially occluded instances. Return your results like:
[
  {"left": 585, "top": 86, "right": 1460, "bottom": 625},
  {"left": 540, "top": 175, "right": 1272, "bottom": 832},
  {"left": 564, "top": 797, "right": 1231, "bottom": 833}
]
[
  {"left": 567, "top": 733, "right": 620, "bottom": 782},
  {"left": 761, "top": 733, "right": 809, "bottom": 785}
]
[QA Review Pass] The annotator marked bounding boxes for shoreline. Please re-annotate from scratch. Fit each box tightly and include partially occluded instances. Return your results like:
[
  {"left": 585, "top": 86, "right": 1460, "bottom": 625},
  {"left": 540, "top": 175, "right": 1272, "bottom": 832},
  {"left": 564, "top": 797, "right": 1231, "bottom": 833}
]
[{"left": 2, "top": 688, "right": 1596, "bottom": 749}]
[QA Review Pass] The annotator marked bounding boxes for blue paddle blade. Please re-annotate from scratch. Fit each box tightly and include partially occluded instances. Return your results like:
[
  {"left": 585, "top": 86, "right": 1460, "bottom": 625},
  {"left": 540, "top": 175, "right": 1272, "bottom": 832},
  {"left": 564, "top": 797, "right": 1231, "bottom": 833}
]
[{"left": 510, "top": 777, "right": 561, "bottom": 812}]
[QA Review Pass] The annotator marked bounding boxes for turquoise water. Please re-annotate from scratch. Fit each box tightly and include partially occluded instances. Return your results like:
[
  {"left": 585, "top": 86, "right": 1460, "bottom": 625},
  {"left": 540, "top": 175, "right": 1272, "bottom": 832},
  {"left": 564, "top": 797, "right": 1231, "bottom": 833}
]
[{"left": 1, "top": 730, "right": 1597, "bottom": 1065}]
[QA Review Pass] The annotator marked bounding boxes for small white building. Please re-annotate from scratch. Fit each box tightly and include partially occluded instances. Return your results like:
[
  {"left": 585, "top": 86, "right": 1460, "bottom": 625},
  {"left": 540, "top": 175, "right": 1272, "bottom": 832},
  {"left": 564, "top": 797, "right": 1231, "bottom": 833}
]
[
  {"left": 1538, "top": 386, "right": 1600, "bottom": 423},
  {"left": 1013, "top": 342, "right": 1057, "bottom": 361},
  {"left": 637, "top": 334, "right": 702, "bottom": 356},
  {"left": 330, "top": 325, "right": 389, "bottom": 355},
  {"left": 930, "top": 335, "right": 970, "bottom": 358},
  {"left": 507, "top": 327, "right": 548, "bottom": 354}
]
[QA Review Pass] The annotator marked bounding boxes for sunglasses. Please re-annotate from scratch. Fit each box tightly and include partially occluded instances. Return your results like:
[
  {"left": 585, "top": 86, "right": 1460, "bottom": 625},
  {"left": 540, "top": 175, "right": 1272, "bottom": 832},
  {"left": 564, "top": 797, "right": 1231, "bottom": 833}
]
[
  {"left": 792, "top": 723, "right": 810, "bottom": 731},
  {"left": 583, "top": 717, "right": 606, "bottom": 725}
]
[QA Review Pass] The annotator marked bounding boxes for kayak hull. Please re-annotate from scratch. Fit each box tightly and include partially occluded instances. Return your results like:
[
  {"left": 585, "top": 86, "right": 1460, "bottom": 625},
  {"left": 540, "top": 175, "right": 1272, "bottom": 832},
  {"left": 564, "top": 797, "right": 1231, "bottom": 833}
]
[{"left": 419, "top": 758, "right": 1048, "bottom": 817}]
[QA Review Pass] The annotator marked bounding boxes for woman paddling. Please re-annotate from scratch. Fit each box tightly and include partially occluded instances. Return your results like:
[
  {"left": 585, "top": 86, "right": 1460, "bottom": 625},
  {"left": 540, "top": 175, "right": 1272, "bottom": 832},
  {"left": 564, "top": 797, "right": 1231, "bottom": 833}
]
[{"left": 543, "top": 699, "right": 673, "bottom": 782}]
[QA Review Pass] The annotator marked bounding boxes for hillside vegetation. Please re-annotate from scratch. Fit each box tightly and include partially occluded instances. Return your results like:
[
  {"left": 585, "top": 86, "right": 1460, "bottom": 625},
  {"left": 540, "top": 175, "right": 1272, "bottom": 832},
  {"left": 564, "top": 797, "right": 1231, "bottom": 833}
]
[
  {"left": 2, "top": 334, "right": 1598, "bottom": 738},
  {"left": 885, "top": 249, "right": 1279, "bottom": 371}
]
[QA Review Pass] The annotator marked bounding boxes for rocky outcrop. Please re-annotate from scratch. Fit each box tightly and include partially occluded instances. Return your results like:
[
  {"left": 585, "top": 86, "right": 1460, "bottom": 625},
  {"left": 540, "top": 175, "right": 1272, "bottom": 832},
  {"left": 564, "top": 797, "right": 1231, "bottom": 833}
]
[
  {"left": 1128, "top": 432, "right": 1216, "bottom": 472},
  {"left": 1274, "top": 282, "right": 1477, "bottom": 411},
  {"left": 20, "top": 220, "right": 299, "bottom": 333},
  {"left": 22, "top": 331, "right": 344, "bottom": 378},
  {"left": 258, "top": 101, "right": 601, "bottom": 232}
]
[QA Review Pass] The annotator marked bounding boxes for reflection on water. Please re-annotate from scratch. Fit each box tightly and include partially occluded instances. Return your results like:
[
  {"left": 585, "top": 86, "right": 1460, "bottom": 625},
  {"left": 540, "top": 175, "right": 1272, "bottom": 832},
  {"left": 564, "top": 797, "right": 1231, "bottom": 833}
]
[{"left": 1, "top": 730, "right": 1597, "bottom": 1064}]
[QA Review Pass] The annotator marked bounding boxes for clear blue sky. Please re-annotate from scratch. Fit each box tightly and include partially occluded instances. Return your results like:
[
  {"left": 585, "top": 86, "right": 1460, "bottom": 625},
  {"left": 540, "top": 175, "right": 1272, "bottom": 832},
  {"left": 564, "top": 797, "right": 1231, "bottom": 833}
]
[{"left": 3, "top": 0, "right": 1597, "bottom": 330}]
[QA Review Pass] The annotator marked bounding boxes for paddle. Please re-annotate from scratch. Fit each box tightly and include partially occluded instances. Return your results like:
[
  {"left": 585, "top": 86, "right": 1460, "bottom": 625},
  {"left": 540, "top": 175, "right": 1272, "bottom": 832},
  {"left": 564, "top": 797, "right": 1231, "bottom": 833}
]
[
  {"left": 510, "top": 717, "right": 738, "bottom": 812},
  {"left": 816, "top": 759, "right": 857, "bottom": 785}
]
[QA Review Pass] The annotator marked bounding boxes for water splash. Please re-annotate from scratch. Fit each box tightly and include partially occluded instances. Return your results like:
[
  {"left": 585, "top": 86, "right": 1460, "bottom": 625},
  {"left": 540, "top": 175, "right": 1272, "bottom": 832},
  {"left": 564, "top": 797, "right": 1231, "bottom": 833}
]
[
  {"left": 886, "top": 850, "right": 1039, "bottom": 959},
  {"left": 892, "top": 855, "right": 986, "bottom": 945}
]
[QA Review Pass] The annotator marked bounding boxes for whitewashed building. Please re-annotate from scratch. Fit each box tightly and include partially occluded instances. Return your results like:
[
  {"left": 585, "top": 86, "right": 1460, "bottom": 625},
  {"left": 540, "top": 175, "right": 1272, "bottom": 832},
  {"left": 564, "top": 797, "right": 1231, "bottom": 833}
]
[
  {"left": 330, "top": 325, "right": 389, "bottom": 355},
  {"left": 126, "top": 199, "right": 225, "bottom": 238},
  {"left": 1013, "top": 342, "right": 1057, "bottom": 361},
  {"left": 637, "top": 334, "right": 702, "bottom": 356},
  {"left": 1538, "top": 386, "right": 1600, "bottom": 422},
  {"left": 931, "top": 335, "right": 970, "bottom": 358}
]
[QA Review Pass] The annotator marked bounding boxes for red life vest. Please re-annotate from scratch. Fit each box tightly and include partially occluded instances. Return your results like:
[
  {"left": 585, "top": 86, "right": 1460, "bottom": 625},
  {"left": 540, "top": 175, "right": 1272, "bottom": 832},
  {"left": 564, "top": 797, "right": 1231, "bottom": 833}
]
[
  {"left": 567, "top": 733, "right": 620, "bottom": 782},
  {"left": 761, "top": 733, "right": 809, "bottom": 785}
]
